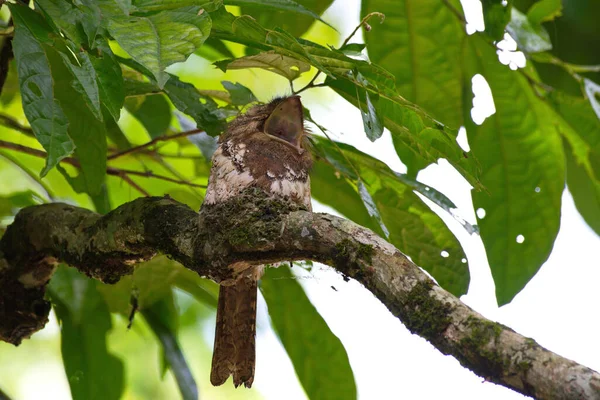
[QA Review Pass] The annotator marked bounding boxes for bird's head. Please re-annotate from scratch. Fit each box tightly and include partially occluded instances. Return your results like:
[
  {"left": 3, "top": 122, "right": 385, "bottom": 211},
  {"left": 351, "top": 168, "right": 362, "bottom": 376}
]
[{"left": 226, "top": 95, "right": 309, "bottom": 154}]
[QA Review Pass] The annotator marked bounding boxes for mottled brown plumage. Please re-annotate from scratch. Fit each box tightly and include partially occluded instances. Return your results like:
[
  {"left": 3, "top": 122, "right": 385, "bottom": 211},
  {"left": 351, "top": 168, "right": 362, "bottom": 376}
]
[{"left": 202, "top": 95, "right": 312, "bottom": 388}]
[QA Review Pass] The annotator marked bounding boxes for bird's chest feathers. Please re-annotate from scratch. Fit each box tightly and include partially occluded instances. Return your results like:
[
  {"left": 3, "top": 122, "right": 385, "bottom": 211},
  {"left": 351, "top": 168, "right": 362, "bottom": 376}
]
[{"left": 204, "top": 138, "right": 311, "bottom": 208}]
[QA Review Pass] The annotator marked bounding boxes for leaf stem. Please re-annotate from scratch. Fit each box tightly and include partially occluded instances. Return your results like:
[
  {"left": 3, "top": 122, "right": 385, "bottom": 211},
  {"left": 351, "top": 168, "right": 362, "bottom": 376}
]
[
  {"left": 0, "top": 113, "right": 34, "bottom": 137},
  {"left": 341, "top": 12, "right": 385, "bottom": 48}
]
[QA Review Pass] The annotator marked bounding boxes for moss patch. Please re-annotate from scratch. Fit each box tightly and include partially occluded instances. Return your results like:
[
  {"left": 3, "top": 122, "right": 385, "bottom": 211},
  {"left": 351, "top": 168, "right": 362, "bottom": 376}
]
[
  {"left": 400, "top": 279, "right": 453, "bottom": 341},
  {"left": 331, "top": 238, "right": 374, "bottom": 282},
  {"left": 459, "top": 316, "right": 508, "bottom": 378},
  {"left": 199, "top": 187, "right": 309, "bottom": 277}
]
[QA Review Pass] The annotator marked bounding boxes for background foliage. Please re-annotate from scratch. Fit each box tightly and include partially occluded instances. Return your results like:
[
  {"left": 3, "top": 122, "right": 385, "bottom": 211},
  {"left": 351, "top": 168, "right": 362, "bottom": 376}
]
[{"left": 0, "top": 0, "right": 599, "bottom": 398}]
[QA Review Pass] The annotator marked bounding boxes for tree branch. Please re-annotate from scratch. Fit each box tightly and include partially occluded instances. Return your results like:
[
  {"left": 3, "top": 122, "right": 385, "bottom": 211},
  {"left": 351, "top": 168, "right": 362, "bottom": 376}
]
[{"left": 0, "top": 193, "right": 598, "bottom": 399}]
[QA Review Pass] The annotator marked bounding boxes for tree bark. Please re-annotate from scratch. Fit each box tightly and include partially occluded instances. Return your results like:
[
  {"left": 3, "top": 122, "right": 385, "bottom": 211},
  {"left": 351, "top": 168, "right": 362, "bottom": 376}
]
[{"left": 1, "top": 194, "right": 598, "bottom": 399}]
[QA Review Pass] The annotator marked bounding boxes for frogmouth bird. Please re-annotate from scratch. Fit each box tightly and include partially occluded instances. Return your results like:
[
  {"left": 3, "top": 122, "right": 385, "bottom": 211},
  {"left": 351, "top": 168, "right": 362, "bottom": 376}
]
[{"left": 202, "top": 95, "right": 313, "bottom": 388}]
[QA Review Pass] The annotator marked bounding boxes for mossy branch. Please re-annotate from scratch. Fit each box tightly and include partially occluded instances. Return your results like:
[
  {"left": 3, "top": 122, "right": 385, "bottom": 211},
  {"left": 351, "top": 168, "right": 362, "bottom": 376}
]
[{"left": 0, "top": 194, "right": 598, "bottom": 399}]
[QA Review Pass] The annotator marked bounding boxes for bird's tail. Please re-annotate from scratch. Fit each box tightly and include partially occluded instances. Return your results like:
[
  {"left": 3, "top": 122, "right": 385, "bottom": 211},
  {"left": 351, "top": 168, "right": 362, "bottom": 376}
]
[{"left": 210, "top": 275, "right": 258, "bottom": 388}]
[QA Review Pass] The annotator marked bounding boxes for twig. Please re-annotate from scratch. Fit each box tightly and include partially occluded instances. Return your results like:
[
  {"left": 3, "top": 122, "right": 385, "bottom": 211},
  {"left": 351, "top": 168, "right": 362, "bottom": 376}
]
[
  {"left": 0, "top": 140, "right": 207, "bottom": 191},
  {"left": 107, "top": 167, "right": 207, "bottom": 188},
  {"left": 341, "top": 12, "right": 385, "bottom": 48},
  {"left": 107, "top": 128, "right": 205, "bottom": 161},
  {"left": 295, "top": 75, "right": 326, "bottom": 95},
  {"left": 116, "top": 173, "right": 150, "bottom": 197},
  {"left": 0, "top": 114, "right": 33, "bottom": 136}
]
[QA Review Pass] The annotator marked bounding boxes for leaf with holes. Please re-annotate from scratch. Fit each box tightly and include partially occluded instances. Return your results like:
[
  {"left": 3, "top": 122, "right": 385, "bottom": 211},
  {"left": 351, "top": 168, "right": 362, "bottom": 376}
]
[{"left": 463, "top": 36, "right": 564, "bottom": 305}]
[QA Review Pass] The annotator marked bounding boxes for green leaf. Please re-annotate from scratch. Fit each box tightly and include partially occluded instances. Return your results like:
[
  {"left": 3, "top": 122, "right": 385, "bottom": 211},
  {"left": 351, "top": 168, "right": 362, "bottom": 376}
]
[
  {"left": 481, "top": 0, "right": 512, "bottom": 41},
  {"left": 163, "top": 75, "right": 227, "bottom": 135},
  {"left": 215, "top": 51, "right": 311, "bottom": 81},
  {"left": 549, "top": 91, "right": 600, "bottom": 235},
  {"left": 221, "top": 81, "right": 257, "bottom": 106},
  {"left": 47, "top": 49, "right": 107, "bottom": 195},
  {"left": 228, "top": 0, "right": 332, "bottom": 30},
  {"left": 49, "top": 266, "right": 124, "bottom": 400},
  {"left": 261, "top": 265, "right": 356, "bottom": 400},
  {"left": 90, "top": 42, "right": 125, "bottom": 121},
  {"left": 61, "top": 51, "right": 103, "bottom": 121},
  {"left": 507, "top": 7, "right": 552, "bottom": 53},
  {"left": 312, "top": 137, "right": 470, "bottom": 295},
  {"left": 362, "top": 0, "right": 465, "bottom": 130},
  {"left": 125, "top": 94, "right": 172, "bottom": 139},
  {"left": 326, "top": 74, "right": 482, "bottom": 190},
  {"left": 141, "top": 296, "right": 198, "bottom": 400},
  {"left": 108, "top": 8, "right": 212, "bottom": 88},
  {"left": 464, "top": 36, "right": 564, "bottom": 305},
  {"left": 240, "top": 0, "right": 333, "bottom": 37},
  {"left": 209, "top": 8, "right": 333, "bottom": 77},
  {"left": 357, "top": 180, "right": 389, "bottom": 237},
  {"left": 134, "top": 0, "right": 223, "bottom": 12},
  {"left": 338, "top": 43, "right": 366, "bottom": 57},
  {"left": 35, "top": 0, "right": 88, "bottom": 45},
  {"left": 357, "top": 78, "right": 384, "bottom": 141},
  {"left": 10, "top": 4, "right": 74, "bottom": 176},
  {"left": 527, "top": 0, "right": 562, "bottom": 25}
]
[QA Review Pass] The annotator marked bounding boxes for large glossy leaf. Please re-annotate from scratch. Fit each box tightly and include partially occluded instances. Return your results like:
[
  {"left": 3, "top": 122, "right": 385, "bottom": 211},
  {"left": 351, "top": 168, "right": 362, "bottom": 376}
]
[
  {"left": 326, "top": 75, "right": 481, "bottom": 190},
  {"left": 361, "top": 0, "right": 465, "bottom": 174},
  {"left": 261, "top": 265, "right": 356, "bottom": 400},
  {"left": 237, "top": 0, "right": 334, "bottom": 37},
  {"left": 549, "top": 91, "right": 600, "bottom": 235},
  {"left": 463, "top": 36, "right": 564, "bottom": 305},
  {"left": 10, "top": 4, "right": 73, "bottom": 176},
  {"left": 362, "top": 0, "right": 465, "bottom": 129},
  {"left": 312, "top": 138, "right": 470, "bottom": 295},
  {"left": 49, "top": 266, "right": 124, "bottom": 400},
  {"left": 108, "top": 9, "right": 212, "bottom": 88},
  {"left": 142, "top": 296, "right": 198, "bottom": 400}
]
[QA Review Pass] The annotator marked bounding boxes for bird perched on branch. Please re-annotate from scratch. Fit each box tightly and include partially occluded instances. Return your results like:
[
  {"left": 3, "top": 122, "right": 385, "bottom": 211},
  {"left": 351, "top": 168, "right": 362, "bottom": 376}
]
[{"left": 202, "top": 95, "right": 313, "bottom": 388}]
